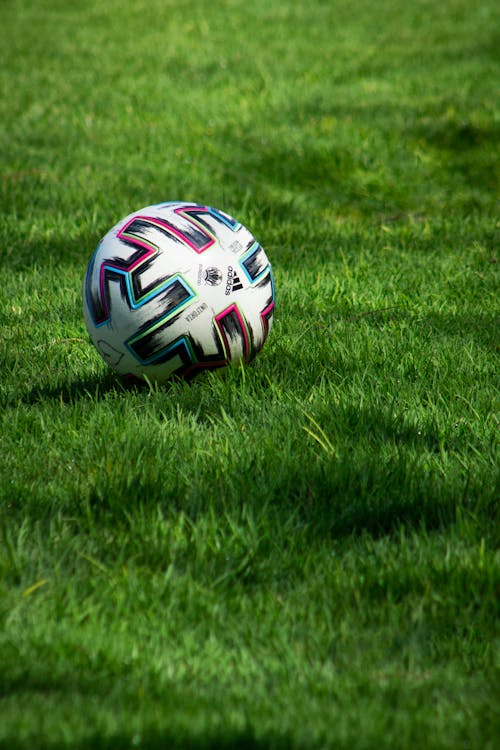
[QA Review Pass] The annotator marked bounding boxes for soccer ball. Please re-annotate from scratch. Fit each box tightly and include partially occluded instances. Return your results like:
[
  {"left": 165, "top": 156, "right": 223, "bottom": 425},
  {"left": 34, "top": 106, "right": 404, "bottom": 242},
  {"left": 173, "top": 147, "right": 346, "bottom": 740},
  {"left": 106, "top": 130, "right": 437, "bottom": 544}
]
[{"left": 82, "top": 201, "right": 275, "bottom": 382}]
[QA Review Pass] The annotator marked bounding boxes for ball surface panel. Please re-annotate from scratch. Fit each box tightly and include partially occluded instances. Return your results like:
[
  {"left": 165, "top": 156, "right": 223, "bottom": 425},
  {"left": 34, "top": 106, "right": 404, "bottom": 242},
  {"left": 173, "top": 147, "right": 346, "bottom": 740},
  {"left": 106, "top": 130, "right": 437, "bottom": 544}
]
[{"left": 82, "top": 202, "right": 275, "bottom": 382}]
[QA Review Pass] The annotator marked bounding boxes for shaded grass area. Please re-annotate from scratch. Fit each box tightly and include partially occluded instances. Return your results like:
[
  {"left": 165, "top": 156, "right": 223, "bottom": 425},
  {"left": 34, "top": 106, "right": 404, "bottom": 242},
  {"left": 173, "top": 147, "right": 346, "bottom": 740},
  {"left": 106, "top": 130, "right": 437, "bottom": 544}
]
[
  {"left": 0, "top": 0, "right": 499, "bottom": 748},
  {"left": 1, "top": 514, "right": 498, "bottom": 749}
]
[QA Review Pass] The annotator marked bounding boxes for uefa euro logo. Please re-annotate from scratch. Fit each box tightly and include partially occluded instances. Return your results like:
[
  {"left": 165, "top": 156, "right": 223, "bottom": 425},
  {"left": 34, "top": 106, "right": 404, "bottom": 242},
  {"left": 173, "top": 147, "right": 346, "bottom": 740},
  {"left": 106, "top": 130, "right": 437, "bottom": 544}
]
[{"left": 204, "top": 267, "right": 223, "bottom": 286}]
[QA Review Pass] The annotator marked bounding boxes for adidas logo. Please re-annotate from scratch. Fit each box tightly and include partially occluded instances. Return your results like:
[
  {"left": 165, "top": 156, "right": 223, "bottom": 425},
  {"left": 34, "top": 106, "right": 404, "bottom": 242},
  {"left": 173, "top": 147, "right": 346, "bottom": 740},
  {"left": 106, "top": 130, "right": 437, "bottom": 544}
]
[{"left": 225, "top": 266, "right": 244, "bottom": 295}]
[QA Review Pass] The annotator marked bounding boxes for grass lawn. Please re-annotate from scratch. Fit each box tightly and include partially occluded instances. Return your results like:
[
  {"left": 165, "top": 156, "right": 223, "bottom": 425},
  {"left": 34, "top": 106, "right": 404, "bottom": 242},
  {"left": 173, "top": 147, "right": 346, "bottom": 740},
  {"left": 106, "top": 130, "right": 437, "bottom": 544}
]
[{"left": 0, "top": 0, "right": 499, "bottom": 747}]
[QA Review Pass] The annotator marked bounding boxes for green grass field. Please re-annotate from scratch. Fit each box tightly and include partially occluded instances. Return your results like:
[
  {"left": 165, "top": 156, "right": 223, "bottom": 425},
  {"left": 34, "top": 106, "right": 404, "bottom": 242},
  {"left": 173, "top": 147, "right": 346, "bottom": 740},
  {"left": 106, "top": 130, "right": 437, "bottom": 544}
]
[{"left": 1, "top": 0, "right": 499, "bottom": 747}]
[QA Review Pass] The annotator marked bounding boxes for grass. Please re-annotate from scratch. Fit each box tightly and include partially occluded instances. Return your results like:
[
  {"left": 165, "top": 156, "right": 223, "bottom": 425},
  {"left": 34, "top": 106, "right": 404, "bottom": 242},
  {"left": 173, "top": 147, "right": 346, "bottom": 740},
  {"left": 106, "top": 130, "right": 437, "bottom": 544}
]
[{"left": 0, "top": 0, "right": 499, "bottom": 748}]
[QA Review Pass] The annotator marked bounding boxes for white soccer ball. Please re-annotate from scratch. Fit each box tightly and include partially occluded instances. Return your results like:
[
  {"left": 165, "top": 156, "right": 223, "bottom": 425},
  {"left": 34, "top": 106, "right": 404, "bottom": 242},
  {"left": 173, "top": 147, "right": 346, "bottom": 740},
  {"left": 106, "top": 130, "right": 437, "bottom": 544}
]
[{"left": 82, "top": 201, "right": 275, "bottom": 382}]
